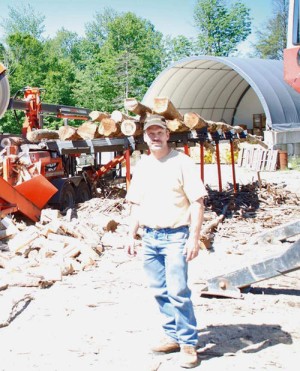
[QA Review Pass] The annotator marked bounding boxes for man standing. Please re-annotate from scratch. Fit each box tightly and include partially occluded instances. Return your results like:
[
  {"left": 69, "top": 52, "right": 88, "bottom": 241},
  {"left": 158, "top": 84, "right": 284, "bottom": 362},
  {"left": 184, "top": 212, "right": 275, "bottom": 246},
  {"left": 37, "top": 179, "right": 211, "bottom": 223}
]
[{"left": 126, "top": 115, "right": 207, "bottom": 368}]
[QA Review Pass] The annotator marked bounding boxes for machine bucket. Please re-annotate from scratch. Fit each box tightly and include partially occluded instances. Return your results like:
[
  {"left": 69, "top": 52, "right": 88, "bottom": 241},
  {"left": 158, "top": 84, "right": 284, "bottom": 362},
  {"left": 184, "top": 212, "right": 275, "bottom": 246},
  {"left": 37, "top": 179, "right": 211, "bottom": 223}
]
[{"left": 15, "top": 175, "right": 58, "bottom": 209}]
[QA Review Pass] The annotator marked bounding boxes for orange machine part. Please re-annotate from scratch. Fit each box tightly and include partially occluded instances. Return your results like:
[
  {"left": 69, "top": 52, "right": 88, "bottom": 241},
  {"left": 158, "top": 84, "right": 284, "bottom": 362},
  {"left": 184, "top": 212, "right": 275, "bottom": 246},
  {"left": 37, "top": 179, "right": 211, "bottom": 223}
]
[
  {"left": 284, "top": 47, "right": 300, "bottom": 93},
  {"left": 28, "top": 151, "right": 65, "bottom": 179},
  {"left": 0, "top": 176, "right": 56, "bottom": 222},
  {"left": 15, "top": 174, "right": 58, "bottom": 210}
]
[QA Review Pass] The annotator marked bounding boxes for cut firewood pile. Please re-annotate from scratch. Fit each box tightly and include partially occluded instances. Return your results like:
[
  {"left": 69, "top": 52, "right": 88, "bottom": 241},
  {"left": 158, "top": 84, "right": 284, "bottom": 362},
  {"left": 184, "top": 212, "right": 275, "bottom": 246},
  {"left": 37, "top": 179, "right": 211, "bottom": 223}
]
[
  {"left": 1, "top": 177, "right": 299, "bottom": 299},
  {"left": 24, "top": 97, "right": 267, "bottom": 149}
]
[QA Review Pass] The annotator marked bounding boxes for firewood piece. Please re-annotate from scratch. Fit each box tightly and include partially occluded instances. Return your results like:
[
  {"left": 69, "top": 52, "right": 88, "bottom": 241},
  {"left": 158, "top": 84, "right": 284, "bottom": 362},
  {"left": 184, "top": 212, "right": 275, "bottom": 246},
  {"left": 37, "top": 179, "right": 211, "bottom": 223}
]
[
  {"left": 111, "top": 110, "right": 132, "bottom": 123},
  {"left": 98, "top": 118, "right": 120, "bottom": 137},
  {"left": 26, "top": 129, "right": 59, "bottom": 143},
  {"left": 200, "top": 204, "right": 229, "bottom": 249},
  {"left": 40, "top": 209, "right": 62, "bottom": 224},
  {"left": 77, "top": 121, "right": 100, "bottom": 140},
  {"left": 38, "top": 221, "right": 63, "bottom": 237},
  {"left": 47, "top": 233, "right": 79, "bottom": 246},
  {"left": 8, "top": 226, "right": 40, "bottom": 254},
  {"left": 0, "top": 292, "right": 33, "bottom": 328},
  {"left": 166, "top": 119, "right": 187, "bottom": 132},
  {"left": 89, "top": 111, "right": 110, "bottom": 122},
  {"left": 62, "top": 244, "right": 81, "bottom": 259},
  {"left": 0, "top": 252, "right": 10, "bottom": 268},
  {"left": 121, "top": 120, "right": 143, "bottom": 136},
  {"left": 0, "top": 224, "right": 18, "bottom": 240},
  {"left": 124, "top": 98, "right": 152, "bottom": 116},
  {"left": 58, "top": 125, "right": 81, "bottom": 141},
  {"left": 183, "top": 112, "right": 208, "bottom": 130},
  {"left": 153, "top": 97, "right": 183, "bottom": 120}
]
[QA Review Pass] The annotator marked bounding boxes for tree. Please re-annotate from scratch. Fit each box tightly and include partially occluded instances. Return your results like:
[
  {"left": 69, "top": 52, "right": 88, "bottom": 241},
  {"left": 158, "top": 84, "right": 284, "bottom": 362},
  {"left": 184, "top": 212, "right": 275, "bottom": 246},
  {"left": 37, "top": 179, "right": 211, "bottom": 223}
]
[
  {"left": 162, "top": 35, "right": 198, "bottom": 67},
  {"left": 253, "top": 0, "right": 289, "bottom": 60},
  {"left": 193, "top": 0, "right": 251, "bottom": 56},
  {"left": 74, "top": 11, "right": 165, "bottom": 111},
  {"left": 0, "top": 3, "right": 45, "bottom": 40}
]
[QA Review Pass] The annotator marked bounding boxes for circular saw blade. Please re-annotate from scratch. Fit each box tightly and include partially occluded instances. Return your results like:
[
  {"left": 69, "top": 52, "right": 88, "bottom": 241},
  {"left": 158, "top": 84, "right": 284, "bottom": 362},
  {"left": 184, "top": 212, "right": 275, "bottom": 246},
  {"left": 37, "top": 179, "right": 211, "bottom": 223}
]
[{"left": 0, "top": 72, "right": 10, "bottom": 119}]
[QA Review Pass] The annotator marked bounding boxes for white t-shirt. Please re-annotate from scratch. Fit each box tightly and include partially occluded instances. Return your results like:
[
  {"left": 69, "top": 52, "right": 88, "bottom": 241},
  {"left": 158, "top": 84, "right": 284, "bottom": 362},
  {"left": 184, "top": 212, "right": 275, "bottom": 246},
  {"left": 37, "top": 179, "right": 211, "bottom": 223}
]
[{"left": 126, "top": 149, "right": 207, "bottom": 229}]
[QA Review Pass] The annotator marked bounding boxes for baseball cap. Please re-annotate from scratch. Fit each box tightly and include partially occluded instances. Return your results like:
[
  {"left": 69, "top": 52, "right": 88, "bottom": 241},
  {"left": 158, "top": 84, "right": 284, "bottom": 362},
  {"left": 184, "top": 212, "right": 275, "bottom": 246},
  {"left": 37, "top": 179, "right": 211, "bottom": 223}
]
[{"left": 144, "top": 115, "right": 167, "bottom": 130}]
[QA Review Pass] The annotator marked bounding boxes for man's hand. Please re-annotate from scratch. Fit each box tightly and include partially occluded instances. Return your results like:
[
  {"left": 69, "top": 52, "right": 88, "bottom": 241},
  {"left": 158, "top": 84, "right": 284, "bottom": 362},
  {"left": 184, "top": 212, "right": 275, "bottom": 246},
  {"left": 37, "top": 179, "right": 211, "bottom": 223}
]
[{"left": 183, "top": 237, "right": 200, "bottom": 262}]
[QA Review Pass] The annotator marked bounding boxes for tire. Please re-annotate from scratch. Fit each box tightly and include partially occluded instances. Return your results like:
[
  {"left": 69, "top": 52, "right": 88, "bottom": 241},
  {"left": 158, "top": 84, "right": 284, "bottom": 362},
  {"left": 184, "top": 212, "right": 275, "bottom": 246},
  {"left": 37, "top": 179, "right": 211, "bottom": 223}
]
[
  {"left": 59, "top": 182, "right": 76, "bottom": 211},
  {"left": 76, "top": 181, "right": 92, "bottom": 203}
]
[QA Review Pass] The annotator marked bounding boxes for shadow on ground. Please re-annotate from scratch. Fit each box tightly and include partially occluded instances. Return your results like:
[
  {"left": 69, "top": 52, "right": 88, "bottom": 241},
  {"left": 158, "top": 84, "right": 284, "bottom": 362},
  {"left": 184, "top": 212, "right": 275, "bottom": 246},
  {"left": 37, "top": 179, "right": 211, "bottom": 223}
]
[{"left": 197, "top": 323, "right": 292, "bottom": 359}]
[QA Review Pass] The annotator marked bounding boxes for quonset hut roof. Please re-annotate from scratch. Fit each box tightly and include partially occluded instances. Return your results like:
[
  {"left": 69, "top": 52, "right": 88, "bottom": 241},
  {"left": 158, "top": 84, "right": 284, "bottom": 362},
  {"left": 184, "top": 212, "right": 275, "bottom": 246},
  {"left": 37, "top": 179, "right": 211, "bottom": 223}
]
[{"left": 143, "top": 56, "right": 300, "bottom": 131}]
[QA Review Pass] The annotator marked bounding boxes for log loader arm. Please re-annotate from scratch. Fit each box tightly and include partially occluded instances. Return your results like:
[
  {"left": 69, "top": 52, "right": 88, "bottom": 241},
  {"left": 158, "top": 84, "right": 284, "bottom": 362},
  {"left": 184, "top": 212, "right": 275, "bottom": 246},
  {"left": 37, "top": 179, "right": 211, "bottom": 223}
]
[
  {"left": 201, "top": 220, "right": 300, "bottom": 299},
  {"left": 0, "top": 63, "right": 91, "bottom": 135}
]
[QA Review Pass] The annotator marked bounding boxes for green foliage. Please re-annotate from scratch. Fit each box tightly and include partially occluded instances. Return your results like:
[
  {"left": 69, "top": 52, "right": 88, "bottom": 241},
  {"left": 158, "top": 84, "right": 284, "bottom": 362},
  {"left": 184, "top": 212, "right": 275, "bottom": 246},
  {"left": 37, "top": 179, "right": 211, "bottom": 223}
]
[
  {"left": 162, "top": 35, "right": 198, "bottom": 67},
  {"left": 193, "top": 0, "right": 251, "bottom": 56},
  {"left": 253, "top": 0, "right": 288, "bottom": 59},
  {"left": 0, "top": 3, "right": 45, "bottom": 40},
  {"left": 74, "top": 11, "right": 164, "bottom": 112}
]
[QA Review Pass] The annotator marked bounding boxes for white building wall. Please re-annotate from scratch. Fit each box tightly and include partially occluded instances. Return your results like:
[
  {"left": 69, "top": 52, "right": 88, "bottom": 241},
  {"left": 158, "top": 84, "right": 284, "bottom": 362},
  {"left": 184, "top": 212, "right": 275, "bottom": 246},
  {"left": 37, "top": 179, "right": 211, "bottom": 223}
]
[{"left": 233, "top": 88, "right": 264, "bottom": 129}]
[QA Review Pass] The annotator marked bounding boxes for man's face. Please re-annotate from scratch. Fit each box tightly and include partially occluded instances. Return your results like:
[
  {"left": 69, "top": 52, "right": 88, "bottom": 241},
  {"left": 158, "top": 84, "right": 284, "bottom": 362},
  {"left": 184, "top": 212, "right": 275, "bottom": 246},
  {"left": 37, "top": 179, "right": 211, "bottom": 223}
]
[{"left": 144, "top": 125, "right": 170, "bottom": 151}]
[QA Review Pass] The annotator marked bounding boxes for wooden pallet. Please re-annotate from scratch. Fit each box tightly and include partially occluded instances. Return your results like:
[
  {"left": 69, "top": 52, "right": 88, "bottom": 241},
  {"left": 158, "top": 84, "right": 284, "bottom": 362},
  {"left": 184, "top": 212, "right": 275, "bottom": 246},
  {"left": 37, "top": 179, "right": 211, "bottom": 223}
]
[{"left": 238, "top": 148, "right": 278, "bottom": 171}]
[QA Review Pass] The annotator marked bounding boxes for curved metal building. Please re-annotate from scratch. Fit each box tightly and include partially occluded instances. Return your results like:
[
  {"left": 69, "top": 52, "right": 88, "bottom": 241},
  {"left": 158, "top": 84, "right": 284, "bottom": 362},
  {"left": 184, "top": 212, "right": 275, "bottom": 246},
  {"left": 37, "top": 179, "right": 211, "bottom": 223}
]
[{"left": 143, "top": 56, "right": 300, "bottom": 135}]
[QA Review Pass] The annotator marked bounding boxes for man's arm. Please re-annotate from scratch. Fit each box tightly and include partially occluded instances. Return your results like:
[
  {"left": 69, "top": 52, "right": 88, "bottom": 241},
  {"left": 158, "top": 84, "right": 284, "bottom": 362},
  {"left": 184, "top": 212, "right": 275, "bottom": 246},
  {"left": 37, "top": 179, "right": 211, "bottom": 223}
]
[
  {"left": 126, "top": 202, "right": 140, "bottom": 256},
  {"left": 184, "top": 197, "right": 205, "bottom": 262}
]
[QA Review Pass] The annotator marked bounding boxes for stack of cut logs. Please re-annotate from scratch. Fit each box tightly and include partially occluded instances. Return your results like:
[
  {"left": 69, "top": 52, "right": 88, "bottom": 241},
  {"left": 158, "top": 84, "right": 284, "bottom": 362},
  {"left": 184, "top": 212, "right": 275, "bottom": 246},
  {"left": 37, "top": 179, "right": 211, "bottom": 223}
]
[
  {"left": 0, "top": 206, "right": 121, "bottom": 290},
  {"left": 26, "top": 97, "right": 267, "bottom": 149}
]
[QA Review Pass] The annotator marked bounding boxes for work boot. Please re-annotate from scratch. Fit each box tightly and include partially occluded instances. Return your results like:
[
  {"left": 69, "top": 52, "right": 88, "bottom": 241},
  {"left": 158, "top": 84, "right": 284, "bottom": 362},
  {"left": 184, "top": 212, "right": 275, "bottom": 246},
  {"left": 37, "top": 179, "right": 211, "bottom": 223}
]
[
  {"left": 151, "top": 338, "right": 180, "bottom": 354},
  {"left": 179, "top": 345, "right": 200, "bottom": 368}
]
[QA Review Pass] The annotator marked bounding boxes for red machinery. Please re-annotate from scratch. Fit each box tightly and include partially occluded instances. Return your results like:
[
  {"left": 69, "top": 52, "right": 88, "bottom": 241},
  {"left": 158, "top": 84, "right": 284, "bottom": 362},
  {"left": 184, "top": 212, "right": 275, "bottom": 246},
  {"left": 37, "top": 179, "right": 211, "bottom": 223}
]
[
  {"left": 0, "top": 64, "right": 131, "bottom": 221},
  {"left": 284, "top": 0, "right": 300, "bottom": 92}
]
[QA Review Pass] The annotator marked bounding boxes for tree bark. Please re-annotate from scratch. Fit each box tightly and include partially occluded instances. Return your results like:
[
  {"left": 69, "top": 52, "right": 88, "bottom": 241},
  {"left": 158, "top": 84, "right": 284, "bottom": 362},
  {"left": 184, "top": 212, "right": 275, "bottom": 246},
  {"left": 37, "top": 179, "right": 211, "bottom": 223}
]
[
  {"left": 77, "top": 121, "right": 100, "bottom": 140},
  {"left": 183, "top": 112, "right": 208, "bottom": 130},
  {"left": 58, "top": 125, "right": 81, "bottom": 141},
  {"left": 166, "top": 119, "right": 187, "bottom": 132},
  {"left": 111, "top": 110, "right": 132, "bottom": 123},
  {"left": 124, "top": 98, "right": 152, "bottom": 116},
  {"left": 26, "top": 129, "right": 59, "bottom": 143},
  {"left": 153, "top": 97, "right": 183, "bottom": 120},
  {"left": 89, "top": 111, "right": 110, "bottom": 122},
  {"left": 98, "top": 118, "right": 121, "bottom": 137}
]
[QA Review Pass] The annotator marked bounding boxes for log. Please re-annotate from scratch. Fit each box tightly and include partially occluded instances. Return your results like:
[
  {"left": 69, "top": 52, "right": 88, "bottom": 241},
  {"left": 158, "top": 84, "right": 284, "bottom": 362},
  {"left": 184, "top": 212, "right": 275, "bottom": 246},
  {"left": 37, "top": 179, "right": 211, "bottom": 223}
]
[
  {"left": 241, "top": 133, "right": 268, "bottom": 149},
  {"left": 124, "top": 98, "right": 152, "bottom": 116},
  {"left": 98, "top": 118, "right": 120, "bottom": 137},
  {"left": 26, "top": 129, "right": 59, "bottom": 143},
  {"left": 183, "top": 112, "right": 208, "bottom": 130},
  {"left": 77, "top": 121, "right": 100, "bottom": 140},
  {"left": 121, "top": 119, "right": 143, "bottom": 136},
  {"left": 58, "top": 125, "right": 81, "bottom": 141},
  {"left": 153, "top": 97, "right": 183, "bottom": 120},
  {"left": 166, "top": 119, "right": 187, "bottom": 132},
  {"left": 0, "top": 136, "right": 25, "bottom": 147},
  {"left": 89, "top": 111, "right": 110, "bottom": 122},
  {"left": 111, "top": 110, "right": 132, "bottom": 123}
]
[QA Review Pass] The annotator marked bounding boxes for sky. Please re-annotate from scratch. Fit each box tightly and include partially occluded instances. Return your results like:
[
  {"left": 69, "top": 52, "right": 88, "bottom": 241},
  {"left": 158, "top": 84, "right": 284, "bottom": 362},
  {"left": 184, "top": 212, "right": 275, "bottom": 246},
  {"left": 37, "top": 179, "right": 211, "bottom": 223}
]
[{"left": 0, "top": 0, "right": 274, "bottom": 56}]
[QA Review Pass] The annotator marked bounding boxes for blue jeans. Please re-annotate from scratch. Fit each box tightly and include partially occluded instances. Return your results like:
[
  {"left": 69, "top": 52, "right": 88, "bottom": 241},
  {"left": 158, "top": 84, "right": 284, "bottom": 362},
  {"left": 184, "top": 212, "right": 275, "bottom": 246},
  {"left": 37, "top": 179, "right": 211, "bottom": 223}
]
[{"left": 142, "top": 225, "right": 198, "bottom": 347}]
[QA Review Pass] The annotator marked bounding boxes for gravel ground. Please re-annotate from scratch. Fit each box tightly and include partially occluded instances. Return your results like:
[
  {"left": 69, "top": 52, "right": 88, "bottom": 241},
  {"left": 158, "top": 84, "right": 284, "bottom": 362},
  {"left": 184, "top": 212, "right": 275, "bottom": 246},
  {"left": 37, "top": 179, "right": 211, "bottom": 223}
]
[{"left": 0, "top": 165, "right": 300, "bottom": 371}]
